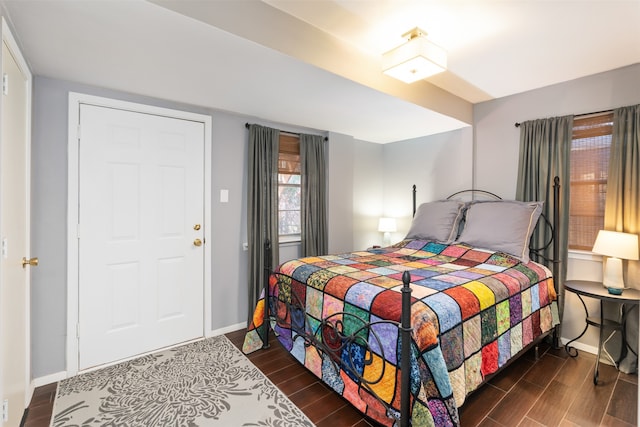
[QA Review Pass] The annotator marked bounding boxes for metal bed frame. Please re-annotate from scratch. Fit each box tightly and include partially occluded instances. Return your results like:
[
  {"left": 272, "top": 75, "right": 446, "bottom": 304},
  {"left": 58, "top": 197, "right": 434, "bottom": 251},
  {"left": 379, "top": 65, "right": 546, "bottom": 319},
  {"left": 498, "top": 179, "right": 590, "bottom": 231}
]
[{"left": 260, "top": 177, "right": 561, "bottom": 426}]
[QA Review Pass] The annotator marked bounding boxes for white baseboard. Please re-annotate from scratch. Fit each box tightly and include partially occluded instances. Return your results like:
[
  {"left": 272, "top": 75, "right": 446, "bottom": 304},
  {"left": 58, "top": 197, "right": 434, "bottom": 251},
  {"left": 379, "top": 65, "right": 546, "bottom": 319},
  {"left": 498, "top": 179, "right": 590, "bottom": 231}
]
[
  {"left": 207, "top": 322, "right": 247, "bottom": 338},
  {"left": 33, "top": 371, "right": 67, "bottom": 388},
  {"left": 559, "top": 337, "right": 598, "bottom": 355}
]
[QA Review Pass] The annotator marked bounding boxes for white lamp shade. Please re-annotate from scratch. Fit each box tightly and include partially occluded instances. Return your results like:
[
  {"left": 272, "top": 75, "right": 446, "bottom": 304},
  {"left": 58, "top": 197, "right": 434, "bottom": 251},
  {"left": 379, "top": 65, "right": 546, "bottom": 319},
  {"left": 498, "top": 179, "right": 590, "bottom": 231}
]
[
  {"left": 592, "top": 230, "right": 639, "bottom": 260},
  {"left": 378, "top": 217, "right": 397, "bottom": 233},
  {"left": 592, "top": 230, "right": 639, "bottom": 289}
]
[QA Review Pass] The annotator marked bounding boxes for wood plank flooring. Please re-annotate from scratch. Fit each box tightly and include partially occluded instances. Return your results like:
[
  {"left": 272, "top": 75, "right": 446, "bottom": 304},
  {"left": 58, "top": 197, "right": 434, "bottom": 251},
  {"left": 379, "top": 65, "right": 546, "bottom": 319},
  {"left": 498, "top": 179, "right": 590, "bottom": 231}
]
[{"left": 24, "top": 329, "right": 637, "bottom": 427}]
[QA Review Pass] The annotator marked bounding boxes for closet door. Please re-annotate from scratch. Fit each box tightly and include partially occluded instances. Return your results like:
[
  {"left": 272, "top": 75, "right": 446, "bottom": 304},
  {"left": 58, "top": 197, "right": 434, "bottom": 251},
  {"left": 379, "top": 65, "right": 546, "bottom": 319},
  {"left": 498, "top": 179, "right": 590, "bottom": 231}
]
[{"left": 0, "top": 21, "right": 32, "bottom": 426}]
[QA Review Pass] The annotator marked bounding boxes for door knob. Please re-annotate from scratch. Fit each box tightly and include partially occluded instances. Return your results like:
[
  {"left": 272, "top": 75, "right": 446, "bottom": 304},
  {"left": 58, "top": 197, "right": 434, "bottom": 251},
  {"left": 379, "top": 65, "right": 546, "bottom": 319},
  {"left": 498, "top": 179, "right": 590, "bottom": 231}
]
[
  {"left": 193, "top": 238, "right": 203, "bottom": 247},
  {"left": 22, "top": 257, "right": 39, "bottom": 268}
]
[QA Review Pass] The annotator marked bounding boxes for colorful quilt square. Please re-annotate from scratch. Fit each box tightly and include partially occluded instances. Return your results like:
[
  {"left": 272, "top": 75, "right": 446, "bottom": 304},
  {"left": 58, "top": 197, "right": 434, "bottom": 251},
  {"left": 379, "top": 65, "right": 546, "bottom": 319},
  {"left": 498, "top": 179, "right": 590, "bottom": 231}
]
[
  {"left": 445, "top": 286, "right": 479, "bottom": 320},
  {"left": 450, "top": 270, "right": 484, "bottom": 281},
  {"left": 325, "top": 275, "right": 359, "bottom": 299},
  {"left": 440, "top": 325, "right": 464, "bottom": 370},
  {"left": 462, "top": 249, "right": 493, "bottom": 263},
  {"left": 493, "top": 272, "right": 522, "bottom": 296},
  {"left": 343, "top": 302, "right": 371, "bottom": 340},
  {"left": 486, "top": 253, "right": 519, "bottom": 268},
  {"left": 342, "top": 341, "right": 367, "bottom": 383},
  {"left": 451, "top": 258, "right": 481, "bottom": 268},
  {"left": 306, "top": 287, "right": 324, "bottom": 320},
  {"left": 392, "top": 283, "right": 437, "bottom": 299},
  {"left": 369, "top": 276, "right": 402, "bottom": 289},
  {"left": 478, "top": 276, "right": 510, "bottom": 303},
  {"left": 498, "top": 330, "right": 511, "bottom": 368},
  {"left": 480, "top": 306, "right": 497, "bottom": 346},
  {"left": 308, "top": 269, "right": 338, "bottom": 290},
  {"left": 481, "top": 340, "right": 499, "bottom": 376},
  {"left": 434, "top": 274, "right": 470, "bottom": 286},
  {"left": 327, "top": 265, "right": 360, "bottom": 274},
  {"left": 441, "top": 245, "right": 468, "bottom": 258},
  {"left": 521, "top": 288, "right": 532, "bottom": 318},
  {"left": 346, "top": 270, "right": 379, "bottom": 281},
  {"left": 322, "top": 294, "right": 344, "bottom": 321},
  {"left": 415, "top": 277, "right": 458, "bottom": 291},
  {"left": 496, "top": 300, "right": 510, "bottom": 335},
  {"left": 291, "top": 264, "right": 320, "bottom": 283},
  {"left": 462, "top": 281, "right": 495, "bottom": 311},
  {"left": 368, "top": 315, "right": 399, "bottom": 364},
  {"left": 363, "top": 352, "right": 397, "bottom": 403},
  {"left": 462, "top": 316, "right": 481, "bottom": 358},
  {"left": 424, "top": 292, "right": 462, "bottom": 333}
]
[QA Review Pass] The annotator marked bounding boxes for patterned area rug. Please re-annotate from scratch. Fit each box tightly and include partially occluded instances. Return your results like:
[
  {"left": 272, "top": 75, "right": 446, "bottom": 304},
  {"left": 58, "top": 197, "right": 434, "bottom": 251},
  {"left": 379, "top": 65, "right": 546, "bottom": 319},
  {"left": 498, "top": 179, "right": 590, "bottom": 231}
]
[{"left": 51, "top": 335, "right": 314, "bottom": 426}]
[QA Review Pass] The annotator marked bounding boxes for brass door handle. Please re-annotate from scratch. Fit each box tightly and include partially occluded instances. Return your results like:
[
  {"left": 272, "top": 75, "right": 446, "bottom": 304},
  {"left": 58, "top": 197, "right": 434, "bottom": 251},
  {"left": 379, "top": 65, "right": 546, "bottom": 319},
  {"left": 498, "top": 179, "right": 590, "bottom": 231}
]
[
  {"left": 22, "top": 257, "right": 38, "bottom": 268},
  {"left": 193, "top": 239, "right": 203, "bottom": 247}
]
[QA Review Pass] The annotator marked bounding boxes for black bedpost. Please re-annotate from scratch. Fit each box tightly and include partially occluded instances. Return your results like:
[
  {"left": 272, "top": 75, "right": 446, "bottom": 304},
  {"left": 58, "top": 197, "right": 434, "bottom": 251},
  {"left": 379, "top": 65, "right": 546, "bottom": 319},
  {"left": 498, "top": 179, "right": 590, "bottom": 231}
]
[
  {"left": 552, "top": 176, "right": 561, "bottom": 348},
  {"left": 262, "top": 239, "right": 272, "bottom": 349},
  {"left": 400, "top": 270, "right": 412, "bottom": 427},
  {"left": 552, "top": 176, "right": 560, "bottom": 285},
  {"left": 412, "top": 185, "right": 417, "bottom": 217}
]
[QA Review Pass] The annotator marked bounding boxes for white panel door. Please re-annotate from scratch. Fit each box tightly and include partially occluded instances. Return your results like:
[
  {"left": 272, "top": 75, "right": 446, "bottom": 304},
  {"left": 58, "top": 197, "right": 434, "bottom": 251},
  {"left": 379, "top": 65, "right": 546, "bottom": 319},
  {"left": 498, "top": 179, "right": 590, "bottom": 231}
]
[
  {"left": 78, "top": 104, "right": 204, "bottom": 370},
  {"left": 0, "top": 37, "right": 31, "bottom": 426}
]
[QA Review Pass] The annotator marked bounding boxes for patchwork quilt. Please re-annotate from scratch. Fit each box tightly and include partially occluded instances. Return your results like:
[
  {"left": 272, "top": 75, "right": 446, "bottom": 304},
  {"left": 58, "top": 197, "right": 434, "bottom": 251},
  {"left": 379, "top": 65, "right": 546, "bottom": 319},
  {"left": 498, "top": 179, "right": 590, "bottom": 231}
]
[{"left": 243, "top": 240, "right": 559, "bottom": 426}]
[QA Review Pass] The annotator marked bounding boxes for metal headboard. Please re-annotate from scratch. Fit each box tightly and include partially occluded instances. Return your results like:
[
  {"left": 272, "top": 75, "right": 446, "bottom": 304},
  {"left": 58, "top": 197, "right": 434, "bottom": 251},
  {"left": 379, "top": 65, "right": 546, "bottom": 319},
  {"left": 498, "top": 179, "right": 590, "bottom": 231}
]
[{"left": 411, "top": 178, "right": 561, "bottom": 269}]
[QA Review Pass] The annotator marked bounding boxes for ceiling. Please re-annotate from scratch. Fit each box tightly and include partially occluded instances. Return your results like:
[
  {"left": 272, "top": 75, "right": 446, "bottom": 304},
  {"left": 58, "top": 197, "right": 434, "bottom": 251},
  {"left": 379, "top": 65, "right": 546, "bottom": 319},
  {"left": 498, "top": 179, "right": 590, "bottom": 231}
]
[{"left": 2, "top": 0, "right": 639, "bottom": 143}]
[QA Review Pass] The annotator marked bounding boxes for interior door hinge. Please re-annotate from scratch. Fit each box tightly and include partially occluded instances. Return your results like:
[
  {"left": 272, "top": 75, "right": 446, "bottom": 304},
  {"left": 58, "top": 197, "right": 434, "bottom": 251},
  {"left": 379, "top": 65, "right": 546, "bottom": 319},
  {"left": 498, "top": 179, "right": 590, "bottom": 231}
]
[
  {"left": 2, "top": 73, "right": 8, "bottom": 95},
  {"left": 76, "top": 323, "right": 80, "bottom": 339}
]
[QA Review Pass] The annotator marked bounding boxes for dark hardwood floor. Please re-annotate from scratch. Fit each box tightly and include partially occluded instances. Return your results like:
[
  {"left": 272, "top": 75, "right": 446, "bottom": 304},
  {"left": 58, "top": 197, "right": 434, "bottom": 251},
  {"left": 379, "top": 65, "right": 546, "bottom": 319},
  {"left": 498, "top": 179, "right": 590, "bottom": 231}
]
[{"left": 24, "top": 329, "right": 637, "bottom": 427}]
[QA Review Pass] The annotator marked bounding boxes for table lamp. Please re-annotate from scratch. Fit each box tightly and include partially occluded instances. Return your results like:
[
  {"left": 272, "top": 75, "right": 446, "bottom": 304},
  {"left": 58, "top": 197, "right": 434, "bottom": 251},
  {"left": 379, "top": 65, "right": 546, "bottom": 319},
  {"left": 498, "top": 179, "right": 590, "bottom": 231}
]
[
  {"left": 378, "top": 217, "right": 397, "bottom": 247},
  {"left": 591, "top": 230, "right": 639, "bottom": 294}
]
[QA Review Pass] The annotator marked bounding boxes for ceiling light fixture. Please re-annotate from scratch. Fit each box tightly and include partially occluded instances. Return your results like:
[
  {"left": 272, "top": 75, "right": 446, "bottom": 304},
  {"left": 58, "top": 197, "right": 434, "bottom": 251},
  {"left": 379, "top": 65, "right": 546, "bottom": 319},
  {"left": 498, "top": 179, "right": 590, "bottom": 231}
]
[{"left": 382, "top": 27, "right": 447, "bottom": 84}]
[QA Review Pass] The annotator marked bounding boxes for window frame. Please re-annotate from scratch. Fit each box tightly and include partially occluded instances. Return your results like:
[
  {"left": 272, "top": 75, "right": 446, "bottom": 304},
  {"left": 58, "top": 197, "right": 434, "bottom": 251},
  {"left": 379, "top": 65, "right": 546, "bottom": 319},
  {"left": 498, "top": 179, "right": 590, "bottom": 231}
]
[
  {"left": 568, "top": 112, "right": 613, "bottom": 251},
  {"left": 277, "top": 133, "right": 301, "bottom": 242}
]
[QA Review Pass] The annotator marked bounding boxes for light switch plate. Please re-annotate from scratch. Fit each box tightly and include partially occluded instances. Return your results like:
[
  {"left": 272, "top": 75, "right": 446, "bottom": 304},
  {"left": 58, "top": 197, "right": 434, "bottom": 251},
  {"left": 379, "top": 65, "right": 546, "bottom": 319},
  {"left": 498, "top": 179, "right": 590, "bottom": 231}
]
[{"left": 220, "top": 189, "right": 229, "bottom": 203}]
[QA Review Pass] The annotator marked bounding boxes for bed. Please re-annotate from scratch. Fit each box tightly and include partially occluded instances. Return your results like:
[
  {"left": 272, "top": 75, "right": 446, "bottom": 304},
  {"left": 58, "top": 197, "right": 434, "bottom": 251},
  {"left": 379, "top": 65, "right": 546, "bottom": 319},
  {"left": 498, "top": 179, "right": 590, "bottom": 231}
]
[{"left": 243, "top": 179, "right": 561, "bottom": 427}]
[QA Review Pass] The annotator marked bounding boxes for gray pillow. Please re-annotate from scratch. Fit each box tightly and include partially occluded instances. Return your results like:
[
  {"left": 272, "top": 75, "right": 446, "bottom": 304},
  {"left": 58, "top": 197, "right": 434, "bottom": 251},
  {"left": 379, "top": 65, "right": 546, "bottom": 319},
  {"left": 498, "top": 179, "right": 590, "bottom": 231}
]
[
  {"left": 456, "top": 200, "right": 543, "bottom": 262},
  {"left": 406, "top": 200, "right": 466, "bottom": 243}
]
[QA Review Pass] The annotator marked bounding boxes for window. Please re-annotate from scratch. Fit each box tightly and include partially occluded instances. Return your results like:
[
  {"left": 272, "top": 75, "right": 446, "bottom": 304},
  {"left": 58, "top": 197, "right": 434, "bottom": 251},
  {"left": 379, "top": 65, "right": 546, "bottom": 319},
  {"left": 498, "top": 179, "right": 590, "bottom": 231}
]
[
  {"left": 278, "top": 134, "right": 301, "bottom": 239},
  {"left": 569, "top": 112, "right": 613, "bottom": 250}
]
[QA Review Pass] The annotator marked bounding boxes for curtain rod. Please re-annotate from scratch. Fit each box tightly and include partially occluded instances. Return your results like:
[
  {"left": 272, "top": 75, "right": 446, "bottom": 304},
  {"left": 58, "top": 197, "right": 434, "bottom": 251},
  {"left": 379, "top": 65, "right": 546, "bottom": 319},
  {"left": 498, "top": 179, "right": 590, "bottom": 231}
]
[
  {"left": 514, "top": 109, "right": 613, "bottom": 128},
  {"left": 245, "top": 122, "right": 328, "bottom": 141}
]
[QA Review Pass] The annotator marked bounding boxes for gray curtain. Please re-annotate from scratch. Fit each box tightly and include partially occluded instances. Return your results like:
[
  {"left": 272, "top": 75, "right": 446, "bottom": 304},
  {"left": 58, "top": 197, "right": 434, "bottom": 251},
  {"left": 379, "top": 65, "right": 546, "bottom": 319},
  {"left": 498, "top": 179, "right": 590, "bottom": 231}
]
[
  {"left": 300, "top": 134, "right": 328, "bottom": 257},
  {"left": 247, "top": 124, "right": 280, "bottom": 321},
  {"left": 603, "top": 104, "right": 639, "bottom": 373},
  {"left": 516, "top": 116, "right": 572, "bottom": 332}
]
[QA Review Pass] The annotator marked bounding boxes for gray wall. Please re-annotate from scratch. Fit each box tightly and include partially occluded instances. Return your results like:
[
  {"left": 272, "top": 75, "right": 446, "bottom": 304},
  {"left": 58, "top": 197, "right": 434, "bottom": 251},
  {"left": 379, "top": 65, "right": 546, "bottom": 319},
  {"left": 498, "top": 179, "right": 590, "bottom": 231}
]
[
  {"left": 381, "top": 127, "right": 474, "bottom": 245},
  {"left": 30, "top": 76, "right": 338, "bottom": 378}
]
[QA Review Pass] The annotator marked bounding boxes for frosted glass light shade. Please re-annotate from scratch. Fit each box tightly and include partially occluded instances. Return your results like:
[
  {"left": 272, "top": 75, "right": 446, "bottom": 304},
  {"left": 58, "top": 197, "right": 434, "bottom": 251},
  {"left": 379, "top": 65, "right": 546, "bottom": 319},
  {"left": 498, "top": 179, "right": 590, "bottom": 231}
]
[{"left": 382, "top": 29, "right": 447, "bottom": 84}]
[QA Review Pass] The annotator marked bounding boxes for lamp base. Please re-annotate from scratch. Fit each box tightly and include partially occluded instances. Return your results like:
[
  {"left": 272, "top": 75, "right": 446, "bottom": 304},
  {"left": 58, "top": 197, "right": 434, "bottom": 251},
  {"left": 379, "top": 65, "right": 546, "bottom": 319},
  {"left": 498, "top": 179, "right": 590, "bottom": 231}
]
[
  {"left": 607, "top": 287, "right": 624, "bottom": 295},
  {"left": 602, "top": 257, "right": 625, "bottom": 290}
]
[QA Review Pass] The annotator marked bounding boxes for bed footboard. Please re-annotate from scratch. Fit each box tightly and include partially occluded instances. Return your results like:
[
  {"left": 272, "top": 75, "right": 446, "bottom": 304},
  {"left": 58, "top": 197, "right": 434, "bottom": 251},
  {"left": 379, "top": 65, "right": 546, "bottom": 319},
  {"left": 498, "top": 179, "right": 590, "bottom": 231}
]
[{"left": 263, "top": 241, "right": 413, "bottom": 426}]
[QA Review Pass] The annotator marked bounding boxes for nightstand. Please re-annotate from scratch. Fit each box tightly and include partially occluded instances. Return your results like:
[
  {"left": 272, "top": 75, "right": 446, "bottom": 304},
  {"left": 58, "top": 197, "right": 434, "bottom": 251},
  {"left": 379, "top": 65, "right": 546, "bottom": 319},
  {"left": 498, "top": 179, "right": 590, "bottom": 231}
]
[{"left": 564, "top": 280, "right": 640, "bottom": 384}]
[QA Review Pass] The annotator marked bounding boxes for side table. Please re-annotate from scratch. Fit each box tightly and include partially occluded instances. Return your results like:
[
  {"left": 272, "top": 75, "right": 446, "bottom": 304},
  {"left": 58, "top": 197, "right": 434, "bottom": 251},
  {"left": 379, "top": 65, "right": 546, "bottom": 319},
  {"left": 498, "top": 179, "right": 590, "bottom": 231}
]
[{"left": 564, "top": 280, "right": 640, "bottom": 384}]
